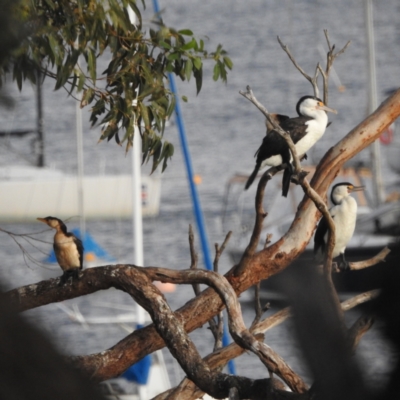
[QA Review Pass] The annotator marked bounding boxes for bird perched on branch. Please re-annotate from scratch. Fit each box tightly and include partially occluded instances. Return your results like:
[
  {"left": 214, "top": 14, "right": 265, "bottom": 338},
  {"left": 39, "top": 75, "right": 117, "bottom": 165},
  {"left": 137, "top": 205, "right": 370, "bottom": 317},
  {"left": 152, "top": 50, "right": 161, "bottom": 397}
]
[
  {"left": 313, "top": 182, "right": 364, "bottom": 270},
  {"left": 245, "top": 95, "right": 337, "bottom": 196},
  {"left": 37, "top": 216, "right": 84, "bottom": 285}
]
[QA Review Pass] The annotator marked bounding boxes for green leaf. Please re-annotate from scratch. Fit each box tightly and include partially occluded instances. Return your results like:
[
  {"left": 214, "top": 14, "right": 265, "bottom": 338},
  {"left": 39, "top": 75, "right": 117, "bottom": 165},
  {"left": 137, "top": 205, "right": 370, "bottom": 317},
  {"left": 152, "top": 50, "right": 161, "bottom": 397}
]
[
  {"left": 180, "top": 38, "right": 196, "bottom": 51},
  {"left": 193, "top": 57, "right": 202, "bottom": 70},
  {"left": 87, "top": 48, "right": 97, "bottom": 83},
  {"left": 167, "top": 52, "right": 180, "bottom": 61},
  {"left": 178, "top": 29, "right": 193, "bottom": 36},
  {"left": 181, "top": 95, "right": 188, "bottom": 102},
  {"left": 223, "top": 56, "right": 233, "bottom": 70},
  {"left": 185, "top": 59, "right": 193, "bottom": 81},
  {"left": 139, "top": 102, "right": 150, "bottom": 129},
  {"left": 193, "top": 67, "right": 203, "bottom": 94},
  {"left": 159, "top": 40, "right": 171, "bottom": 49},
  {"left": 161, "top": 143, "right": 174, "bottom": 172},
  {"left": 213, "top": 63, "right": 220, "bottom": 81}
]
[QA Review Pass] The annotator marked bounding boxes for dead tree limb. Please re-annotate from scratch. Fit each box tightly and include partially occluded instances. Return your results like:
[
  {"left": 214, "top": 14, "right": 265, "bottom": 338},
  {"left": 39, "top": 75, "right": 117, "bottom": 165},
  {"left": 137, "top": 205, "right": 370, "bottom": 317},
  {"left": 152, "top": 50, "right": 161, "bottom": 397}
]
[
  {"left": 157, "top": 290, "right": 379, "bottom": 400},
  {"left": 235, "top": 165, "right": 281, "bottom": 274},
  {"left": 348, "top": 246, "right": 391, "bottom": 271},
  {"left": 347, "top": 315, "right": 375, "bottom": 353},
  {"left": 318, "top": 30, "right": 351, "bottom": 104},
  {"left": 4, "top": 90, "right": 400, "bottom": 388},
  {"left": 277, "top": 36, "right": 320, "bottom": 98}
]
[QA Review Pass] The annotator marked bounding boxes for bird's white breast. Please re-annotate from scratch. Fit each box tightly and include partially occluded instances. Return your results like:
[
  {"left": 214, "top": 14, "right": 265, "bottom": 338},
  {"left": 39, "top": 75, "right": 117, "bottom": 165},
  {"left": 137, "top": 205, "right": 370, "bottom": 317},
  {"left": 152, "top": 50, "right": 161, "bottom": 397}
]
[
  {"left": 326, "top": 196, "right": 357, "bottom": 258},
  {"left": 295, "top": 116, "right": 328, "bottom": 156},
  {"left": 261, "top": 154, "right": 283, "bottom": 168},
  {"left": 54, "top": 233, "right": 81, "bottom": 270}
]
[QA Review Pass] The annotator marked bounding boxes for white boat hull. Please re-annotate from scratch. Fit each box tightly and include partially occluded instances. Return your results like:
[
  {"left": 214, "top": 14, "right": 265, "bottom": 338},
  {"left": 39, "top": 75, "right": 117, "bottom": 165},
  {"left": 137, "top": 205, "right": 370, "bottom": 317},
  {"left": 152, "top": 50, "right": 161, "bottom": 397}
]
[{"left": 0, "top": 166, "right": 161, "bottom": 221}]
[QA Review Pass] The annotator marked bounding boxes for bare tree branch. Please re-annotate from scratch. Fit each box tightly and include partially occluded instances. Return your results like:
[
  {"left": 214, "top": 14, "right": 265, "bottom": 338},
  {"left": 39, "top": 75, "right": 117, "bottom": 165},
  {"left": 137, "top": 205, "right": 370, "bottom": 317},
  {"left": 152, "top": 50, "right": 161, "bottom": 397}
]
[
  {"left": 318, "top": 30, "right": 351, "bottom": 104},
  {"left": 348, "top": 247, "right": 391, "bottom": 270},
  {"left": 347, "top": 315, "right": 375, "bottom": 353},
  {"left": 158, "top": 289, "right": 379, "bottom": 400},
  {"left": 235, "top": 165, "right": 280, "bottom": 275},
  {"left": 4, "top": 91, "right": 400, "bottom": 394},
  {"left": 188, "top": 224, "right": 200, "bottom": 296},
  {"left": 277, "top": 36, "right": 320, "bottom": 98}
]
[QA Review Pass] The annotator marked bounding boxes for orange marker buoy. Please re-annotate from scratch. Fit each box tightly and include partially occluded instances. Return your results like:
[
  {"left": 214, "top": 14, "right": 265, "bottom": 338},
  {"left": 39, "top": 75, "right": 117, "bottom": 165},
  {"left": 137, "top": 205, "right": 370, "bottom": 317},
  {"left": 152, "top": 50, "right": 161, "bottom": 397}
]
[{"left": 193, "top": 174, "right": 202, "bottom": 185}]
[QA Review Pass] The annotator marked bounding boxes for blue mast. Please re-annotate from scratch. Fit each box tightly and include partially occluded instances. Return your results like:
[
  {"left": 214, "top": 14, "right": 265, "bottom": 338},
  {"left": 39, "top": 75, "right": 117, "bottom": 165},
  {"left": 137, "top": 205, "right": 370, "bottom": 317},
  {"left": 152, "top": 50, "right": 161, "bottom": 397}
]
[{"left": 151, "top": 0, "right": 236, "bottom": 375}]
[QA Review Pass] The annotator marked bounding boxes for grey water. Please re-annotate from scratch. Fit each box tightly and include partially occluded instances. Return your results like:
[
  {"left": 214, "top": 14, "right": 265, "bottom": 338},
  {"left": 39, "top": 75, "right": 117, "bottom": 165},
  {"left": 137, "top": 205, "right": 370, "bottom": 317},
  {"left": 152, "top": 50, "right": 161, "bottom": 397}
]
[{"left": 0, "top": 0, "right": 399, "bottom": 392}]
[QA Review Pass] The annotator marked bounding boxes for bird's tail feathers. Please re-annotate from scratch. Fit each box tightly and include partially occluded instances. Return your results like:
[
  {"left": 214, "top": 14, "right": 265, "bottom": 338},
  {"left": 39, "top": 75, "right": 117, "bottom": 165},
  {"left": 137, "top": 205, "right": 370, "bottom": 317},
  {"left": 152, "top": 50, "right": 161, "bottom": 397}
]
[
  {"left": 245, "top": 163, "right": 261, "bottom": 190},
  {"left": 281, "top": 168, "right": 292, "bottom": 197},
  {"left": 313, "top": 243, "right": 325, "bottom": 263}
]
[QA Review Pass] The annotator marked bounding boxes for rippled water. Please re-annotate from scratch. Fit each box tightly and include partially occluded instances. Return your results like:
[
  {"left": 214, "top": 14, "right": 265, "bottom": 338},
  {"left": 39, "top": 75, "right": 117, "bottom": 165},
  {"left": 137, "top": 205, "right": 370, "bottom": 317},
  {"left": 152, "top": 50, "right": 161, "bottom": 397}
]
[{"left": 0, "top": 0, "right": 399, "bottom": 391}]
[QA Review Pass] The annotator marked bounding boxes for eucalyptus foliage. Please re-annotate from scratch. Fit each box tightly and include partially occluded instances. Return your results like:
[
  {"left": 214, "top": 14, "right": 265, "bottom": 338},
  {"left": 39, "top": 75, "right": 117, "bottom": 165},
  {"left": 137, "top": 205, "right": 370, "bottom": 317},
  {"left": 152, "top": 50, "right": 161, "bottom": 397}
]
[{"left": 1, "top": 0, "right": 232, "bottom": 172}]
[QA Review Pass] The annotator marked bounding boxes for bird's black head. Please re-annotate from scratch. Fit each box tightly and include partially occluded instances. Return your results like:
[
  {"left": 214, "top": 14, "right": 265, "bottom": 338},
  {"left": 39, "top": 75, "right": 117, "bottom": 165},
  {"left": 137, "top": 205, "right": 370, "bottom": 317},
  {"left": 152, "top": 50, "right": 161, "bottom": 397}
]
[
  {"left": 330, "top": 182, "right": 364, "bottom": 205},
  {"left": 296, "top": 96, "right": 323, "bottom": 116},
  {"left": 37, "top": 216, "right": 66, "bottom": 231}
]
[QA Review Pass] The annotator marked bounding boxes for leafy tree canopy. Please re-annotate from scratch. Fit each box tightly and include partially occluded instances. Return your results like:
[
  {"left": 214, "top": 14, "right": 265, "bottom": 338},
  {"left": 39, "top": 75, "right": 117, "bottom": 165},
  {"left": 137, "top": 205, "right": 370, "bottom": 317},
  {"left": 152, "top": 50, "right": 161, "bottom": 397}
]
[{"left": 0, "top": 0, "right": 233, "bottom": 172}]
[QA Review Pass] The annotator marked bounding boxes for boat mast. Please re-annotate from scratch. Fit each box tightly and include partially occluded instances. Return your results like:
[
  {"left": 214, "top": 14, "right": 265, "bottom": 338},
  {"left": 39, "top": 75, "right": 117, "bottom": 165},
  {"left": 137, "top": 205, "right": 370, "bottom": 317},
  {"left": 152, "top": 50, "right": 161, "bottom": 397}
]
[
  {"left": 76, "top": 76, "right": 86, "bottom": 238},
  {"left": 365, "top": 0, "right": 385, "bottom": 206},
  {"left": 36, "top": 68, "right": 44, "bottom": 167}
]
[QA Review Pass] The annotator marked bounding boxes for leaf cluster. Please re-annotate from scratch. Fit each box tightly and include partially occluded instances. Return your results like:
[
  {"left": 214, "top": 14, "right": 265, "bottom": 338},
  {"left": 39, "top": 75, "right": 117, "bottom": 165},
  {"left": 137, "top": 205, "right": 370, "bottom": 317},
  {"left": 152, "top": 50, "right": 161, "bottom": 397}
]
[{"left": 1, "top": 0, "right": 233, "bottom": 172}]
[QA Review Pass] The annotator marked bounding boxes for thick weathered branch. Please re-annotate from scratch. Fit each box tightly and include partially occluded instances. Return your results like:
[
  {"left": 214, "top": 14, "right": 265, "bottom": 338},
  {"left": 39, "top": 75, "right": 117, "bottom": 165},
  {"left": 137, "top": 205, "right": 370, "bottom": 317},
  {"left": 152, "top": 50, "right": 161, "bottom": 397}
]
[
  {"left": 4, "top": 91, "right": 400, "bottom": 387},
  {"left": 158, "top": 290, "right": 379, "bottom": 400},
  {"left": 146, "top": 267, "right": 307, "bottom": 393},
  {"left": 4, "top": 266, "right": 306, "bottom": 394}
]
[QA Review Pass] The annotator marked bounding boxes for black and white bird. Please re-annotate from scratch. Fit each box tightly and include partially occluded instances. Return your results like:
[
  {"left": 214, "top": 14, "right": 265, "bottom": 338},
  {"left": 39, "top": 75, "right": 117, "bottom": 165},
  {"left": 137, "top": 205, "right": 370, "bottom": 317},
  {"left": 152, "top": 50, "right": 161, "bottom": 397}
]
[
  {"left": 313, "top": 182, "right": 364, "bottom": 270},
  {"left": 37, "top": 216, "right": 84, "bottom": 285},
  {"left": 245, "top": 95, "right": 337, "bottom": 196}
]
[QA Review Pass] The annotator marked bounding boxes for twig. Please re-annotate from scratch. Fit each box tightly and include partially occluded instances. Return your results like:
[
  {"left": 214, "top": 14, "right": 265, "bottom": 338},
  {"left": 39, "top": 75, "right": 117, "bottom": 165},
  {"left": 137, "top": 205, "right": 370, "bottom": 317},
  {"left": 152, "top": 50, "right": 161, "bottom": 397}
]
[
  {"left": 214, "top": 231, "right": 232, "bottom": 272},
  {"left": 347, "top": 315, "right": 375, "bottom": 353},
  {"left": 234, "top": 166, "right": 280, "bottom": 275},
  {"left": 348, "top": 247, "right": 391, "bottom": 270},
  {"left": 318, "top": 30, "right": 351, "bottom": 104},
  {"left": 277, "top": 36, "right": 320, "bottom": 98},
  {"left": 188, "top": 224, "right": 200, "bottom": 296},
  {"left": 253, "top": 283, "right": 263, "bottom": 326},
  {"left": 264, "top": 233, "right": 273, "bottom": 249},
  {"left": 323, "top": 247, "right": 391, "bottom": 273},
  {"left": 211, "top": 231, "right": 232, "bottom": 352}
]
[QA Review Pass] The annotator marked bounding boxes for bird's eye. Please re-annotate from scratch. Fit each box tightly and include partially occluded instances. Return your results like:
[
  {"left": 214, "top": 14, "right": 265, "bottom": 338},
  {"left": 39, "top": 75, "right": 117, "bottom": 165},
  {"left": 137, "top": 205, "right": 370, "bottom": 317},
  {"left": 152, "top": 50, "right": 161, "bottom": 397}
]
[{"left": 318, "top": 102, "right": 324, "bottom": 106}]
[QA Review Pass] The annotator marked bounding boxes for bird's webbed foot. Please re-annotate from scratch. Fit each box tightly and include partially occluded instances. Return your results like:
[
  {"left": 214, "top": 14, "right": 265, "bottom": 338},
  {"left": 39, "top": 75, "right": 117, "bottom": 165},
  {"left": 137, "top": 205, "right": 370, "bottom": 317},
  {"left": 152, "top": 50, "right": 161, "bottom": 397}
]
[
  {"left": 58, "top": 269, "right": 80, "bottom": 286},
  {"left": 337, "top": 253, "right": 350, "bottom": 271},
  {"left": 290, "top": 170, "right": 310, "bottom": 185}
]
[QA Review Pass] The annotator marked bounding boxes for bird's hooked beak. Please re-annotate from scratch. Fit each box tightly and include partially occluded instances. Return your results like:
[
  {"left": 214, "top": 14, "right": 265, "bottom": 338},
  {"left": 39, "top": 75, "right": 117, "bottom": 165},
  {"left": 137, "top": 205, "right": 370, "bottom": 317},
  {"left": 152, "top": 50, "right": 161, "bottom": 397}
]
[
  {"left": 317, "top": 102, "right": 337, "bottom": 114},
  {"left": 37, "top": 217, "right": 52, "bottom": 227},
  {"left": 349, "top": 185, "right": 364, "bottom": 193}
]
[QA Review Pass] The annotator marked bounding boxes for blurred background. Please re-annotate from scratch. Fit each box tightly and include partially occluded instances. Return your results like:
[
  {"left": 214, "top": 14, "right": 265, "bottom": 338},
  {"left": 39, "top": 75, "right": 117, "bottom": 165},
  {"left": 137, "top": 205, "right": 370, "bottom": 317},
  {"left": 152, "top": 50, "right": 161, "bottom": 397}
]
[{"left": 0, "top": 0, "right": 399, "bottom": 392}]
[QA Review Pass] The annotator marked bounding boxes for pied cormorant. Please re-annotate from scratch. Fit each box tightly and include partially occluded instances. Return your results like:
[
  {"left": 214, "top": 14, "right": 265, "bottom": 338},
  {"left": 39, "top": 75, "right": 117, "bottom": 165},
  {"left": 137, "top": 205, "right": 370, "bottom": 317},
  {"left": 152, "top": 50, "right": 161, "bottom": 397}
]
[
  {"left": 37, "top": 216, "right": 84, "bottom": 285},
  {"left": 313, "top": 182, "right": 364, "bottom": 270},
  {"left": 245, "top": 95, "right": 337, "bottom": 196}
]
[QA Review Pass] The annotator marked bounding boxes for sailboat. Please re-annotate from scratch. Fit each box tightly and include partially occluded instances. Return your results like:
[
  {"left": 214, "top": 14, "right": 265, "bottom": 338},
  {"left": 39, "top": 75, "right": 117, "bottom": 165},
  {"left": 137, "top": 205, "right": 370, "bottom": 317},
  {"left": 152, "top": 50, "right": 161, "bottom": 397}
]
[{"left": 0, "top": 74, "right": 161, "bottom": 223}]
